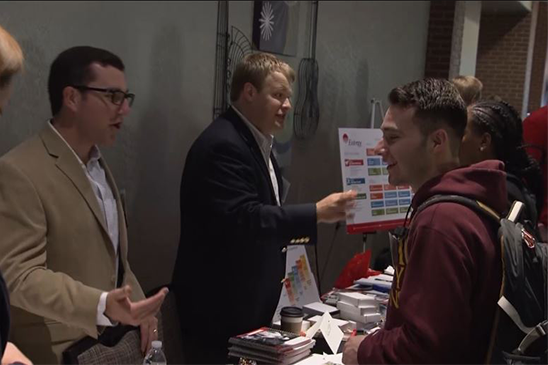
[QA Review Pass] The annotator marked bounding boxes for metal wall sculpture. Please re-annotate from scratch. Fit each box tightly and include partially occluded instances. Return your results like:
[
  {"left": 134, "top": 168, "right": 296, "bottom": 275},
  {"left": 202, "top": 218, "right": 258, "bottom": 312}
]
[
  {"left": 293, "top": 1, "right": 320, "bottom": 140},
  {"left": 213, "top": 0, "right": 253, "bottom": 120},
  {"left": 252, "top": 1, "right": 300, "bottom": 57}
]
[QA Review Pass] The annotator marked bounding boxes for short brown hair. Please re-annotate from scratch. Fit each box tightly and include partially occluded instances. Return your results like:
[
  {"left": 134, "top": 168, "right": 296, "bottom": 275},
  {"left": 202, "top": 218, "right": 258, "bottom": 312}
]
[
  {"left": 0, "top": 25, "right": 23, "bottom": 88},
  {"left": 48, "top": 46, "right": 125, "bottom": 116},
  {"left": 389, "top": 78, "right": 467, "bottom": 154},
  {"left": 451, "top": 75, "right": 483, "bottom": 106},
  {"left": 230, "top": 53, "right": 295, "bottom": 102}
]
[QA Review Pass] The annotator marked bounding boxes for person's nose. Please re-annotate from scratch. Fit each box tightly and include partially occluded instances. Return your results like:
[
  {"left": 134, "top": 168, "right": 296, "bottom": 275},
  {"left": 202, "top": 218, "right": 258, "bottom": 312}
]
[
  {"left": 374, "top": 139, "right": 386, "bottom": 156},
  {"left": 118, "top": 98, "right": 131, "bottom": 116},
  {"left": 282, "top": 97, "right": 292, "bottom": 110}
]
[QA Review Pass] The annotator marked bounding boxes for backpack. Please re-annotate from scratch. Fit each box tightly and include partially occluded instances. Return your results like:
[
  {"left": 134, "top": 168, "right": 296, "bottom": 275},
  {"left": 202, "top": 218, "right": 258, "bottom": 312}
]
[
  {"left": 506, "top": 173, "right": 541, "bottom": 240},
  {"left": 413, "top": 195, "right": 548, "bottom": 364}
]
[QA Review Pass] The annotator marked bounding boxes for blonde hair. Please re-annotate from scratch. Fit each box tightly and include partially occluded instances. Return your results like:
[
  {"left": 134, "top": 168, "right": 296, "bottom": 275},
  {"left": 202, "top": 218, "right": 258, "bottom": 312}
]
[
  {"left": 0, "top": 25, "right": 23, "bottom": 88},
  {"left": 451, "top": 75, "right": 483, "bottom": 106},
  {"left": 230, "top": 53, "right": 295, "bottom": 102}
]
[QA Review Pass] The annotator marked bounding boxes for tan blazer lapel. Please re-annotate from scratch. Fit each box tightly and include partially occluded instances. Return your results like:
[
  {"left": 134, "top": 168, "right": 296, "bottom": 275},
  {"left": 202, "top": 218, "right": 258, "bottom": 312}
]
[{"left": 39, "top": 126, "right": 114, "bottom": 257}]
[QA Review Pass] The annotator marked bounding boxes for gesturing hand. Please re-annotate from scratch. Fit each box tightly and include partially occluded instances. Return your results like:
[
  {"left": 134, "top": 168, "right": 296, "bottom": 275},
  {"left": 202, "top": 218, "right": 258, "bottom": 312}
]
[
  {"left": 105, "top": 285, "right": 168, "bottom": 326},
  {"left": 316, "top": 190, "right": 357, "bottom": 223},
  {"left": 140, "top": 315, "right": 159, "bottom": 355}
]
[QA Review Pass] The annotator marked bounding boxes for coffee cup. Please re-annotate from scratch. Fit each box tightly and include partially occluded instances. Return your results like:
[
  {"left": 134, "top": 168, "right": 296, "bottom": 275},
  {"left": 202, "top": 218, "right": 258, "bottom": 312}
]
[{"left": 280, "top": 306, "right": 304, "bottom": 334}]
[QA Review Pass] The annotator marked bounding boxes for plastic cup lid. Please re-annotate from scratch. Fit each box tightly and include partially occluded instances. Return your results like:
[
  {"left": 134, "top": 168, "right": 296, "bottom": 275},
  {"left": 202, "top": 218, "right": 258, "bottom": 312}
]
[{"left": 280, "top": 306, "right": 303, "bottom": 318}]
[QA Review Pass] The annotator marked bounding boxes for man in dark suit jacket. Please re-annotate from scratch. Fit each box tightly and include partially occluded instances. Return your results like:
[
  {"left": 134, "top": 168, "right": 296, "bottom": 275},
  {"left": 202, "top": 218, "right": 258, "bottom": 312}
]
[{"left": 172, "top": 53, "right": 356, "bottom": 363}]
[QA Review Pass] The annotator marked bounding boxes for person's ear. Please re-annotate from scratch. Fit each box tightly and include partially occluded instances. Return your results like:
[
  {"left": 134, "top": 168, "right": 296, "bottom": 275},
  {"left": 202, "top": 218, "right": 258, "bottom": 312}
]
[
  {"left": 242, "top": 82, "right": 257, "bottom": 102},
  {"left": 63, "top": 86, "right": 80, "bottom": 113},
  {"left": 479, "top": 132, "right": 492, "bottom": 152},
  {"left": 430, "top": 128, "right": 449, "bottom": 152}
]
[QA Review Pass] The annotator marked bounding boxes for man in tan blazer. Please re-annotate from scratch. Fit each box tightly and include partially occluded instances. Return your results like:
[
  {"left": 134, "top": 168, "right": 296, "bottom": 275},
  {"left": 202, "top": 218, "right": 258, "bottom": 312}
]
[{"left": 0, "top": 46, "right": 167, "bottom": 363}]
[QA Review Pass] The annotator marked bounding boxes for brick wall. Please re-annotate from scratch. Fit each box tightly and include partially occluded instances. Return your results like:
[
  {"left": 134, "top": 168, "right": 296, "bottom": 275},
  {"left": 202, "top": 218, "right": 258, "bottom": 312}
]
[
  {"left": 424, "top": 1, "right": 456, "bottom": 78},
  {"left": 449, "top": 1, "right": 465, "bottom": 78},
  {"left": 528, "top": 1, "right": 547, "bottom": 112},
  {"left": 476, "top": 11, "right": 532, "bottom": 114}
]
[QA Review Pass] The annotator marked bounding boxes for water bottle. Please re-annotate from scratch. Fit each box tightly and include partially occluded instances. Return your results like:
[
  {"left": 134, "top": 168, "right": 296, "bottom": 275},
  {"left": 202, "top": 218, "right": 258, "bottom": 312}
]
[{"left": 143, "top": 340, "right": 167, "bottom": 365}]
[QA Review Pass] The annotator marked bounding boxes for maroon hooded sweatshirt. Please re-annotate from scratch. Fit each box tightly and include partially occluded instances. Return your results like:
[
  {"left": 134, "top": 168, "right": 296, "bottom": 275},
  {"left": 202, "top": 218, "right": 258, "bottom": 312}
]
[{"left": 358, "top": 160, "right": 506, "bottom": 364}]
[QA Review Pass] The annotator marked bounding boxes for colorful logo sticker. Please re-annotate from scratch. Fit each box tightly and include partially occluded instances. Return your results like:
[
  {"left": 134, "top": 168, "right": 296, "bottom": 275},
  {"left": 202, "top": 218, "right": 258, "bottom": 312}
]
[
  {"left": 345, "top": 159, "right": 364, "bottom": 166},
  {"left": 346, "top": 177, "right": 366, "bottom": 185},
  {"left": 398, "top": 190, "right": 411, "bottom": 197},
  {"left": 371, "top": 201, "right": 385, "bottom": 208},
  {"left": 368, "top": 168, "right": 382, "bottom": 176},
  {"left": 367, "top": 158, "right": 381, "bottom": 166},
  {"left": 369, "top": 185, "right": 383, "bottom": 192},
  {"left": 370, "top": 192, "right": 384, "bottom": 200}
]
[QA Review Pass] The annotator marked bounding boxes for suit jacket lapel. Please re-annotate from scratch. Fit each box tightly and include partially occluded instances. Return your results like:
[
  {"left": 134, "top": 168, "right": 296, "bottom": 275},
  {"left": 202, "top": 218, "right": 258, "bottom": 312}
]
[
  {"left": 39, "top": 126, "right": 113, "bottom": 256},
  {"left": 226, "top": 107, "right": 279, "bottom": 204}
]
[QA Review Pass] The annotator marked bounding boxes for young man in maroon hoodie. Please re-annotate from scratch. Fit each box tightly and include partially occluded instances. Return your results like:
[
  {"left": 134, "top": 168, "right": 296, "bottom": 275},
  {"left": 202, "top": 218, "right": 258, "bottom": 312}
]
[{"left": 342, "top": 78, "right": 506, "bottom": 364}]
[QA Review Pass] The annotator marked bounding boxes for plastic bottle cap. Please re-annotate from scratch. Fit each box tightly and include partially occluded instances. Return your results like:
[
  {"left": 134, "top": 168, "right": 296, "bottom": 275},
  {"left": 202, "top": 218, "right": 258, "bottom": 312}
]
[{"left": 152, "top": 340, "right": 162, "bottom": 349}]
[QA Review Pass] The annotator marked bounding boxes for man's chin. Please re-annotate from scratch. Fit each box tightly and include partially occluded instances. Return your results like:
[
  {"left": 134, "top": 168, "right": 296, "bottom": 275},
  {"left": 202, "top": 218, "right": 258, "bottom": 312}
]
[
  {"left": 99, "top": 137, "right": 117, "bottom": 147},
  {"left": 275, "top": 118, "right": 286, "bottom": 128},
  {"left": 387, "top": 175, "right": 402, "bottom": 187},
  {"left": 269, "top": 122, "right": 285, "bottom": 136}
]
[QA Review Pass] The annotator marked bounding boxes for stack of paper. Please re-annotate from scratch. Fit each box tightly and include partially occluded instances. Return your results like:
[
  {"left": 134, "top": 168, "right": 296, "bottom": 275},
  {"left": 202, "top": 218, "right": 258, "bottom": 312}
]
[
  {"left": 354, "top": 274, "right": 393, "bottom": 293},
  {"left": 228, "top": 327, "right": 315, "bottom": 365},
  {"left": 336, "top": 292, "right": 382, "bottom": 324}
]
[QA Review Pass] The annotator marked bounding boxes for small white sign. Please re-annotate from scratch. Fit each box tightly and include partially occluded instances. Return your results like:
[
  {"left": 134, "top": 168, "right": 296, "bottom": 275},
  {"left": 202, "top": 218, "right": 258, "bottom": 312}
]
[{"left": 272, "top": 245, "right": 320, "bottom": 323}]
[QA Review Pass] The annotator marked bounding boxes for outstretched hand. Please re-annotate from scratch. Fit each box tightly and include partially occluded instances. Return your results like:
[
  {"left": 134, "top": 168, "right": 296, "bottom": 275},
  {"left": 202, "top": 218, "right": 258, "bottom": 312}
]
[
  {"left": 316, "top": 190, "right": 357, "bottom": 223},
  {"left": 105, "top": 285, "right": 168, "bottom": 327}
]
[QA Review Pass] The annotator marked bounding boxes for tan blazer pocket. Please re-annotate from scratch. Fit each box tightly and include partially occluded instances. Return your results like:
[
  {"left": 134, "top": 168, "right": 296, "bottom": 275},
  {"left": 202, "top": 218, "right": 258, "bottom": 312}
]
[{"left": 12, "top": 319, "right": 87, "bottom": 364}]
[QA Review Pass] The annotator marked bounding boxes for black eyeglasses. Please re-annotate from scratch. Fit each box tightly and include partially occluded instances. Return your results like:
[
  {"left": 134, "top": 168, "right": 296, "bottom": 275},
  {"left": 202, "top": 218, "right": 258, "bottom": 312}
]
[{"left": 72, "top": 85, "right": 135, "bottom": 107}]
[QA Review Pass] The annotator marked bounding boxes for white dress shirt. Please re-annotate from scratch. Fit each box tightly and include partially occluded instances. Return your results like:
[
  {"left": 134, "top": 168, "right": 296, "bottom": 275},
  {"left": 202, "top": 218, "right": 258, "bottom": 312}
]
[
  {"left": 231, "top": 106, "right": 281, "bottom": 206},
  {"left": 49, "top": 121, "right": 119, "bottom": 326}
]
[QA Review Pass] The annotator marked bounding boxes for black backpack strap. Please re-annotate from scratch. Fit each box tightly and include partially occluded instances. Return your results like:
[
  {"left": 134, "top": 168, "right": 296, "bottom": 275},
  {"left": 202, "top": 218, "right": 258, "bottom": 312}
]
[
  {"left": 414, "top": 194, "right": 500, "bottom": 224},
  {"left": 414, "top": 195, "right": 504, "bottom": 364},
  {"left": 506, "top": 173, "right": 539, "bottom": 228}
]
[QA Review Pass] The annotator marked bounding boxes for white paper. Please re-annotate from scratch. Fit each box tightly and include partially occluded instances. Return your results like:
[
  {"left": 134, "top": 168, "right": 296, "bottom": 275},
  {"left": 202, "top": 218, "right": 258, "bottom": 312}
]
[
  {"left": 307, "top": 315, "right": 350, "bottom": 328},
  {"left": 338, "top": 128, "right": 414, "bottom": 233},
  {"left": 294, "top": 353, "right": 343, "bottom": 365},
  {"left": 320, "top": 312, "right": 344, "bottom": 355},
  {"left": 294, "top": 353, "right": 342, "bottom": 365},
  {"left": 305, "top": 314, "right": 322, "bottom": 338},
  {"left": 306, "top": 312, "right": 345, "bottom": 355}
]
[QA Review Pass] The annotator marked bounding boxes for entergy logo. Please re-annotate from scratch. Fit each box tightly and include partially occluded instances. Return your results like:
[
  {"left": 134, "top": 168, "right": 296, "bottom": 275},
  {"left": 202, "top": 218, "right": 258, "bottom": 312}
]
[{"left": 342, "top": 133, "right": 362, "bottom": 147}]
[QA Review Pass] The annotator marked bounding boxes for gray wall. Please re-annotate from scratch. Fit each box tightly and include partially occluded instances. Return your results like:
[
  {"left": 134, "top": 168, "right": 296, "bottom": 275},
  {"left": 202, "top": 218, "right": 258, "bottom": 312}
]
[
  {"left": 0, "top": 1, "right": 430, "bottom": 294},
  {"left": 286, "top": 1, "right": 430, "bottom": 292}
]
